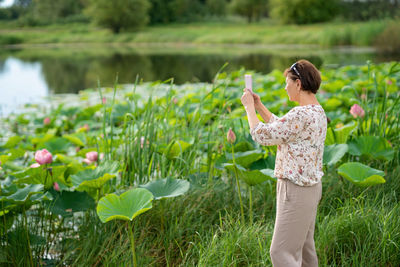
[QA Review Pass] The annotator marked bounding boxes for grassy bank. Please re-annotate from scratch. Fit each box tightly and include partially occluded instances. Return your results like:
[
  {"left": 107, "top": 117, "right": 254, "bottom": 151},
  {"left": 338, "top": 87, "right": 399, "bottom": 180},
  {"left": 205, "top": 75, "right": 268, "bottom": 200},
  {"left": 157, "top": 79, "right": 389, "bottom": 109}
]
[{"left": 0, "top": 19, "right": 394, "bottom": 47}]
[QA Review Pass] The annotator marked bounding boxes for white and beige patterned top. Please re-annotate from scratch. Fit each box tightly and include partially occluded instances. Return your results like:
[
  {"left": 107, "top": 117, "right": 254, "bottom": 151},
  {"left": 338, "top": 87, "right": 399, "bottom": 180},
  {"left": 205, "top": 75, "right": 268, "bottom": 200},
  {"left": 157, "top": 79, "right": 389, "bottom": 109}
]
[{"left": 250, "top": 104, "right": 327, "bottom": 186}]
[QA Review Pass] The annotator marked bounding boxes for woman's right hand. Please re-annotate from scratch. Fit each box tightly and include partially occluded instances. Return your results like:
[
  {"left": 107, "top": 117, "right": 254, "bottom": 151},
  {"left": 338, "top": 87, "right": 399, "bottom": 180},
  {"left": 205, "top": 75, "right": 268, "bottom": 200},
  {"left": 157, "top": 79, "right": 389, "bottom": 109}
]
[{"left": 252, "top": 92, "right": 262, "bottom": 110}]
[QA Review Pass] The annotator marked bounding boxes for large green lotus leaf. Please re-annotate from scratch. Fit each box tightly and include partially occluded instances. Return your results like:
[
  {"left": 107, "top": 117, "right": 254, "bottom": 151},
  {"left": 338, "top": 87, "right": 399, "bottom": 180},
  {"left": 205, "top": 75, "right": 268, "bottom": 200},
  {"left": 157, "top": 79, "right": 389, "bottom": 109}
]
[
  {"left": 47, "top": 190, "right": 95, "bottom": 217},
  {"left": 0, "top": 184, "right": 44, "bottom": 203},
  {"left": 31, "top": 133, "right": 55, "bottom": 148},
  {"left": 0, "top": 176, "right": 18, "bottom": 195},
  {"left": 323, "top": 144, "right": 348, "bottom": 166},
  {"left": 97, "top": 188, "right": 153, "bottom": 223},
  {"left": 63, "top": 133, "right": 85, "bottom": 147},
  {"left": 226, "top": 150, "right": 264, "bottom": 168},
  {"left": 55, "top": 154, "right": 80, "bottom": 165},
  {"left": 71, "top": 162, "right": 120, "bottom": 190},
  {"left": 223, "top": 163, "right": 276, "bottom": 186},
  {"left": 139, "top": 177, "right": 190, "bottom": 200},
  {"left": 326, "top": 121, "right": 357, "bottom": 145},
  {"left": 348, "top": 136, "right": 394, "bottom": 161},
  {"left": 337, "top": 162, "right": 385, "bottom": 187},
  {"left": 2, "top": 136, "right": 23, "bottom": 149},
  {"left": 43, "top": 137, "right": 71, "bottom": 153},
  {"left": 13, "top": 165, "right": 67, "bottom": 189},
  {"left": 249, "top": 156, "right": 276, "bottom": 170},
  {"left": 233, "top": 141, "right": 254, "bottom": 152}
]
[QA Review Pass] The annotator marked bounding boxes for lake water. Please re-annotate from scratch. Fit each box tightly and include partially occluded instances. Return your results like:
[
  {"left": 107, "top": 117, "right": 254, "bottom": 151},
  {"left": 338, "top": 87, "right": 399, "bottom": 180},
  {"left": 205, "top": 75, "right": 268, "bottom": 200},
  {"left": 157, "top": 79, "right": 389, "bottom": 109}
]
[{"left": 1, "top": 44, "right": 399, "bottom": 116}]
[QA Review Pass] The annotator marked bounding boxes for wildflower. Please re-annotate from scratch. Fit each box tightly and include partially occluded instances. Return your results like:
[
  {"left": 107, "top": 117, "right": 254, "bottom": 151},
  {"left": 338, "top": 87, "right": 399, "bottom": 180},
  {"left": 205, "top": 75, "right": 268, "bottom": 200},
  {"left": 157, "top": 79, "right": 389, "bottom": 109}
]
[
  {"left": 172, "top": 97, "right": 178, "bottom": 105},
  {"left": 53, "top": 182, "right": 60, "bottom": 192},
  {"left": 386, "top": 79, "right": 393, "bottom": 85},
  {"left": 350, "top": 104, "right": 365, "bottom": 118},
  {"left": 102, "top": 97, "right": 107, "bottom": 104},
  {"left": 35, "top": 149, "right": 53, "bottom": 165},
  {"left": 227, "top": 128, "right": 236, "bottom": 144},
  {"left": 43, "top": 117, "right": 51, "bottom": 125}
]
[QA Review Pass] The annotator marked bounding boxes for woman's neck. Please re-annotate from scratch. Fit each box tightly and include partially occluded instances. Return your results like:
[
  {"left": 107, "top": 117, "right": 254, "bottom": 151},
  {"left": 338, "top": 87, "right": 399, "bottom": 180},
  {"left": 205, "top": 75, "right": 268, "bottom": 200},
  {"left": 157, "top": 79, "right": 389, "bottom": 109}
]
[{"left": 297, "top": 91, "right": 319, "bottom": 106}]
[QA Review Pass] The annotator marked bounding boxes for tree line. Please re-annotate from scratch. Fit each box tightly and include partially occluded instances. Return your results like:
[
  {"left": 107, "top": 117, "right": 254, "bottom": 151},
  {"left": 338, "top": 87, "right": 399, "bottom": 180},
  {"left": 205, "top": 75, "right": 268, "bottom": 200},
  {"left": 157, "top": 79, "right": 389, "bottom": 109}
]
[{"left": 0, "top": 0, "right": 399, "bottom": 33}]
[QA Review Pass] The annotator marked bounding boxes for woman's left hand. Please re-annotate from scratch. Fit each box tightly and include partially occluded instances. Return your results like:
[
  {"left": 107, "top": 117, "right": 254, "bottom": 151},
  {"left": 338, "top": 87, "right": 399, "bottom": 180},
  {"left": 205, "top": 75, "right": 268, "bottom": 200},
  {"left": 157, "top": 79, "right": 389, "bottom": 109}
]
[{"left": 241, "top": 89, "right": 254, "bottom": 108}]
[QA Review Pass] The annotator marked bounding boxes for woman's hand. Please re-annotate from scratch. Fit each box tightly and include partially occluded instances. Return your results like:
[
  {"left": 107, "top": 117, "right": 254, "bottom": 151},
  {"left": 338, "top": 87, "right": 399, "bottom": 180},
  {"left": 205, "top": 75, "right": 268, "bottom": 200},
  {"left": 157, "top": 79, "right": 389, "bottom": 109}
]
[
  {"left": 241, "top": 89, "right": 255, "bottom": 109},
  {"left": 251, "top": 92, "right": 262, "bottom": 110}
]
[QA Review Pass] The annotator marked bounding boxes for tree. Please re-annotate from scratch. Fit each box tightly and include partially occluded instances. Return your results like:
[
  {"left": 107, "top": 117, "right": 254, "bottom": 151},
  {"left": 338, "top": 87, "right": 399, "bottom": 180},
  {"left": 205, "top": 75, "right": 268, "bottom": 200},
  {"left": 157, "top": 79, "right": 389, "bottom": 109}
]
[
  {"left": 86, "top": 0, "right": 151, "bottom": 33},
  {"left": 270, "top": 0, "right": 339, "bottom": 24},
  {"left": 229, "top": 0, "right": 268, "bottom": 23}
]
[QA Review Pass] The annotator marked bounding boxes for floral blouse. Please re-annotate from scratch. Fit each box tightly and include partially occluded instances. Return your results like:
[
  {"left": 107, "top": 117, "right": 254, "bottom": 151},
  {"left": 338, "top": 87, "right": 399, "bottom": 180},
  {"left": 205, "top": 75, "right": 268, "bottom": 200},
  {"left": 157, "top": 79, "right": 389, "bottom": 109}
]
[{"left": 250, "top": 104, "right": 327, "bottom": 186}]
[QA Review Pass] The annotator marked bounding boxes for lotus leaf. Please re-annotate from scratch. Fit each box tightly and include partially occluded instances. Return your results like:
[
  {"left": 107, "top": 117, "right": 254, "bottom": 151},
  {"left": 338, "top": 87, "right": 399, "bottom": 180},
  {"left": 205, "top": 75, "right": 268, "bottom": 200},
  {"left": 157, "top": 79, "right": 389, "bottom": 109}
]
[
  {"left": 226, "top": 150, "right": 264, "bottom": 168},
  {"left": 348, "top": 136, "right": 394, "bottom": 161},
  {"left": 97, "top": 188, "right": 153, "bottom": 223},
  {"left": 71, "top": 162, "right": 120, "bottom": 190},
  {"left": 139, "top": 177, "right": 190, "bottom": 200},
  {"left": 337, "top": 162, "right": 385, "bottom": 186},
  {"left": 323, "top": 144, "right": 348, "bottom": 166},
  {"left": 47, "top": 190, "right": 95, "bottom": 217},
  {"left": 223, "top": 163, "right": 275, "bottom": 186}
]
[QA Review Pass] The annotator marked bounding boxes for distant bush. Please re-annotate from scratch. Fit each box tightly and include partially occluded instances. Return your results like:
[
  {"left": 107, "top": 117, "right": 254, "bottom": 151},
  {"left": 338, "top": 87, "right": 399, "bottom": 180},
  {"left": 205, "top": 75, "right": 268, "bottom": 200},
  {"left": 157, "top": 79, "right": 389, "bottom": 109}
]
[
  {"left": 0, "top": 34, "right": 23, "bottom": 45},
  {"left": 375, "top": 21, "right": 400, "bottom": 53},
  {"left": 269, "top": 0, "right": 339, "bottom": 24},
  {"left": 86, "top": 0, "right": 151, "bottom": 33}
]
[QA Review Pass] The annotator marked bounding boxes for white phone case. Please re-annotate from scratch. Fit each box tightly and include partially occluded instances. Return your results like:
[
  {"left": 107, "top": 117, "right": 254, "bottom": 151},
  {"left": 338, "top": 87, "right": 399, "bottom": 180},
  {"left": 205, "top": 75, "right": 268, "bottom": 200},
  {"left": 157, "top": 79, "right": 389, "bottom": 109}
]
[{"left": 245, "top": 74, "right": 253, "bottom": 92}]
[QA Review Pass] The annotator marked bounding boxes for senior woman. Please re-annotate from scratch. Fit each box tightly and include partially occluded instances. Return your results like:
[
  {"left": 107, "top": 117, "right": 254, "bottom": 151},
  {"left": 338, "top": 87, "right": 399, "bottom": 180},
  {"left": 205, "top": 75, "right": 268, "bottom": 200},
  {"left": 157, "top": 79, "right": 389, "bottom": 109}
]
[{"left": 241, "top": 59, "right": 327, "bottom": 267}]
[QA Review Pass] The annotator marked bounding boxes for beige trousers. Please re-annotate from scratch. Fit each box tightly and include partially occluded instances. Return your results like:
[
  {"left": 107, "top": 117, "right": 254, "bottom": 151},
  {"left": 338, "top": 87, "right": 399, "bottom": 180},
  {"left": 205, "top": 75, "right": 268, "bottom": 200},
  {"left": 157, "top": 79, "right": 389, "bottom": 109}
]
[{"left": 270, "top": 178, "right": 322, "bottom": 267}]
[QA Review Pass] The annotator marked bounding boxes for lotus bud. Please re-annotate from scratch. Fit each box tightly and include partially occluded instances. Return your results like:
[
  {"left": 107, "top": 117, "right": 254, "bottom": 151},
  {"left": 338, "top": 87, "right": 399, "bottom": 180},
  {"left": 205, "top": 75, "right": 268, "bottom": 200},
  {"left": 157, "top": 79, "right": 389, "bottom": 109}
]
[
  {"left": 43, "top": 117, "right": 51, "bottom": 125},
  {"left": 35, "top": 149, "right": 53, "bottom": 165},
  {"left": 102, "top": 97, "right": 107, "bottom": 104},
  {"left": 227, "top": 128, "right": 236, "bottom": 144},
  {"left": 53, "top": 182, "right": 60, "bottom": 192},
  {"left": 140, "top": 136, "right": 145, "bottom": 149},
  {"left": 349, "top": 104, "right": 365, "bottom": 118}
]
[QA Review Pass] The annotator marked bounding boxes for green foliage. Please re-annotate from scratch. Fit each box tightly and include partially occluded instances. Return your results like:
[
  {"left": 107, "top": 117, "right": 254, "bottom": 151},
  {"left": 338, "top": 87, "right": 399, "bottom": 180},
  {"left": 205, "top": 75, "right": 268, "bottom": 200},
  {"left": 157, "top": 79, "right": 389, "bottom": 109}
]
[
  {"left": 139, "top": 177, "right": 190, "bottom": 200},
  {"left": 86, "top": 0, "right": 151, "bottom": 33},
  {"left": 270, "top": 0, "right": 339, "bottom": 24},
  {"left": 229, "top": 0, "right": 268, "bottom": 23},
  {"left": 337, "top": 162, "right": 386, "bottom": 187},
  {"left": 375, "top": 21, "right": 400, "bottom": 53},
  {"left": 96, "top": 188, "right": 153, "bottom": 223},
  {"left": 206, "top": 0, "right": 228, "bottom": 16}
]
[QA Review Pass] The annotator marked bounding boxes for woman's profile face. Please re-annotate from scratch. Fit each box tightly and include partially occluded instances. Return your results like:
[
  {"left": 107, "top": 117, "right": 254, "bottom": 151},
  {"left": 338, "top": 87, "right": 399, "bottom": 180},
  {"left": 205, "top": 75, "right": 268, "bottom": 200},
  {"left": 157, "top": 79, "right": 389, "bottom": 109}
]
[{"left": 285, "top": 76, "right": 299, "bottom": 102}]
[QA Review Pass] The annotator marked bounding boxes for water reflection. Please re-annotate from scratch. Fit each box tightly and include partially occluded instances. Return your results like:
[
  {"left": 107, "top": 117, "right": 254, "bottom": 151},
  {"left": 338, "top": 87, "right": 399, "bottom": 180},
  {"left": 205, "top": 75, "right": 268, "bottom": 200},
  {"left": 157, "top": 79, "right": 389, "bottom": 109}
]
[{"left": 1, "top": 45, "right": 399, "bottom": 98}]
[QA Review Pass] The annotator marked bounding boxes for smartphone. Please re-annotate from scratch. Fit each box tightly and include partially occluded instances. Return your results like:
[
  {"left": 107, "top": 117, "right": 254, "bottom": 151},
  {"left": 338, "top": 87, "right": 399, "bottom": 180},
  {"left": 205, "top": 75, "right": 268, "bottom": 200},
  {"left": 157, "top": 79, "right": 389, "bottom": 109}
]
[{"left": 245, "top": 74, "right": 253, "bottom": 93}]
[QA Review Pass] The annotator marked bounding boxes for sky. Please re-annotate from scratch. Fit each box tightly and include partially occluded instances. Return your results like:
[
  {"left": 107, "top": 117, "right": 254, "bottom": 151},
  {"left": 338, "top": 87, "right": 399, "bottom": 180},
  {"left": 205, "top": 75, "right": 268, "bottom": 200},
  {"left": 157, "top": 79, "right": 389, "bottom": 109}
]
[{"left": 0, "top": 0, "right": 14, "bottom": 8}]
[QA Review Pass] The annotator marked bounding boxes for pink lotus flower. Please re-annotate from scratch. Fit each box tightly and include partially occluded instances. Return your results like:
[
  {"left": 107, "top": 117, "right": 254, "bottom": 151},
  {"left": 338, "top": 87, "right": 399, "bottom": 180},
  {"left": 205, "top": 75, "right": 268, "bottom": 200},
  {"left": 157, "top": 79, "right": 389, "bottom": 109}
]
[
  {"left": 35, "top": 149, "right": 53, "bottom": 165},
  {"left": 84, "top": 151, "right": 98, "bottom": 164},
  {"left": 30, "top": 163, "right": 40, "bottom": 168},
  {"left": 227, "top": 128, "right": 236, "bottom": 144},
  {"left": 43, "top": 117, "right": 51, "bottom": 125},
  {"left": 102, "top": 97, "right": 107, "bottom": 104},
  {"left": 350, "top": 104, "right": 365, "bottom": 118},
  {"left": 53, "top": 182, "right": 60, "bottom": 192},
  {"left": 386, "top": 79, "right": 393, "bottom": 85}
]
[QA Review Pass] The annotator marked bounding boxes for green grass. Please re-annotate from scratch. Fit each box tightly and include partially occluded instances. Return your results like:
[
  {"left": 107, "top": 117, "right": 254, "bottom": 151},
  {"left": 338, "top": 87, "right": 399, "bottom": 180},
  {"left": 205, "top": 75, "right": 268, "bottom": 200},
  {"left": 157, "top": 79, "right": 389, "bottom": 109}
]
[{"left": 0, "top": 20, "right": 393, "bottom": 47}]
